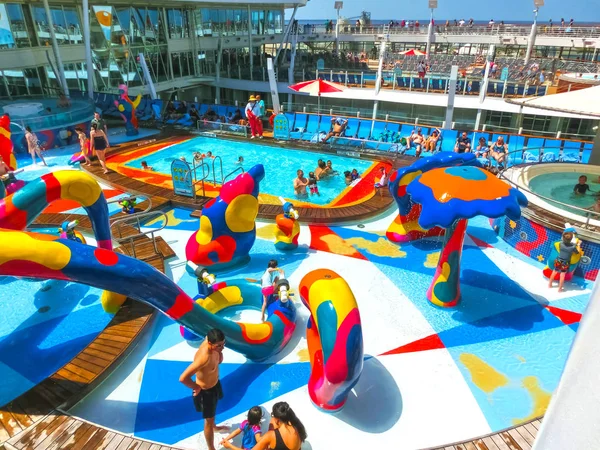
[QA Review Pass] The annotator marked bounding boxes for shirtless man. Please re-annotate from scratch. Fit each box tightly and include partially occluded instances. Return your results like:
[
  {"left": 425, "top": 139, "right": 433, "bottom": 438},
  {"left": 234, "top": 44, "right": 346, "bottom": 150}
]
[
  {"left": 321, "top": 117, "right": 348, "bottom": 143},
  {"left": 179, "top": 328, "right": 227, "bottom": 450},
  {"left": 293, "top": 169, "right": 308, "bottom": 196}
]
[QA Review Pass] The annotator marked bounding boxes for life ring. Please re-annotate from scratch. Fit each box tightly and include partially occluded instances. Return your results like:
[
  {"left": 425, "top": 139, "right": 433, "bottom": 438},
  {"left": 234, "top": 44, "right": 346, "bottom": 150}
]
[{"left": 269, "top": 114, "right": 276, "bottom": 127}]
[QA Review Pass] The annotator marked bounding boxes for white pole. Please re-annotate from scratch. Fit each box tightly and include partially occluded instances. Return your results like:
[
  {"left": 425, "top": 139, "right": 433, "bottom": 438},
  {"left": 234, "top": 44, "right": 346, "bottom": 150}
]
[
  {"left": 426, "top": 9, "right": 434, "bottom": 61},
  {"left": 82, "top": 0, "right": 94, "bottom": 99},
  {"left": 524, "top": 10, "right": 538, "bottom": 67},
  {"left": 43, "top": 0, "right": 69, "bottom": 96},
  {"left": 371, "top": 41, "right": 386, "bottom": 136},
  {"left": 267, "top": 58, "right": 281, "bottom": 114},
  {"left": 247, "top": 5, "right": 253, "bottom": 80},
  {"left": 444, "top": 65, "right": 458, "bottom": 129}
]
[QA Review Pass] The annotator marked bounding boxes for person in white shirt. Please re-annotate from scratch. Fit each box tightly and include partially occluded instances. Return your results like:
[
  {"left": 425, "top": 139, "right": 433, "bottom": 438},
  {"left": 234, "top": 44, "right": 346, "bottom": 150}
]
[
  {"left": 374, "top": 166, "right": 388, "bottom": 197},
  {"left": 245, "top": 95, "right": 259, "bottom": 139},
  {"left": 253, "top": 95, "right": 264, "bottom": 138}
]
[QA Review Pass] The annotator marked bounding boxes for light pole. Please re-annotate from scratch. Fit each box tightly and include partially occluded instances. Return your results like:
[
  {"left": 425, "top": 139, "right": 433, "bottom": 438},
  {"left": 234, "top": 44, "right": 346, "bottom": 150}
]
[
  {"left": 334, "top": 1, "right": 343, "bottom": 53},
  {"left": 525, "top": 0, "right": 543, "bottom": 66},
  {"left": 426, "top": 0, "right": 437, "bottom": 61}
]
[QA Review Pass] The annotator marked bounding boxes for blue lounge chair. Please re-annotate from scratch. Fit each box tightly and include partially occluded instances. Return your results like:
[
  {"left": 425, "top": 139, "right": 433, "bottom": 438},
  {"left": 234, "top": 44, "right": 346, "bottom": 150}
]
[
  {"left": 440, "top": 130, "right": 458, "bottom": 152},
  {"left": 365, "top": 121, "right": 388, "bottom": 149},
  {"left": 356, "top": 120, "right": 373, "bottom": 140},
  {"left": 284, "top": 112, "right": 296, "bottom": 130},
  {"left": 581, "top": 143, "right": 592, "bottom": 164},
  {"left": 289, "top": 113, "right": 308, "bottom": 139},
  {"left": 300, "top": 114, "right": 321, "bottom": 140}
]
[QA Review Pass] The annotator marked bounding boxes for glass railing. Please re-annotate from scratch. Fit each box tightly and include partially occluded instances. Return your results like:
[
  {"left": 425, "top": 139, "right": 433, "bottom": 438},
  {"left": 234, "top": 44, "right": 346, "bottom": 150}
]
[
  {"left": 299, "top": 23, "right": 600, "bottom": 38},
  {"left": 498, "top": 147, "right": 600, "bottom": 226},
  {"left": 2, "top": 97, "right": 96, "bottom": 133}
]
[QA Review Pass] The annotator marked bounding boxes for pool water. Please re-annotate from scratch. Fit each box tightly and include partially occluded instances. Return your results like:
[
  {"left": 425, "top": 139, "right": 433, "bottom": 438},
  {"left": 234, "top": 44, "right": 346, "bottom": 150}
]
[
  {"left": 528, "top": 172, "right": 599, "bottom": 213},
  {"left": 125, "top": 137, "right": 374, "bottom": 205}
]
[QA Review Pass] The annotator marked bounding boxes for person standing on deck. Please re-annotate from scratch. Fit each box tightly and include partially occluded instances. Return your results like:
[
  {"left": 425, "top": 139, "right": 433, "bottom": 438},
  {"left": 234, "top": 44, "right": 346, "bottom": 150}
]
[
  {"left": 91, "top": 112, "right": 110, "bottom": 148},
  {"left": 254, "top": 94, "right": 265, "bottom": 138},
  {"left": 179, "top": 328, "right": 228, "bottom": 450},
  {"left": 245, "top": 96, "right": 259, "bottom": 139}
]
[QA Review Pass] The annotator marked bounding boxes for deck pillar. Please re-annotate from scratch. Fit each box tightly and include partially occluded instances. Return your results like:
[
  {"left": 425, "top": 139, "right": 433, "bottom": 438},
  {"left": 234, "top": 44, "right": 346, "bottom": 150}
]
[{"left": 532, "top": 276, "right": 600, "bottom": 449}]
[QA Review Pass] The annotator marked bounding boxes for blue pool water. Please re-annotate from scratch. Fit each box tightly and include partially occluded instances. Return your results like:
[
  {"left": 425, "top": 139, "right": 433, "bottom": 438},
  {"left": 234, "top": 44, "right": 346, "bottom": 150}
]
[
  {"left": 528, "top": 172, "right": 599, "bottom": 212},
  {"left": 0, "top": 227, "right": 112, "bottom": 405},
  {"left": 125, "top": 137, "right": 374, "bottom": 205}
]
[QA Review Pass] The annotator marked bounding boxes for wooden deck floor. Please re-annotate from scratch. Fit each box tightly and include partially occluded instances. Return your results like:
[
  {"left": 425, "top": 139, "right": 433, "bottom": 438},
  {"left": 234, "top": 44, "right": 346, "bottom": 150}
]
[
  {"left": 80, "top": 134, "right": 412, "bottom": 224},
  {"left": 0, "top": 212, "right": 178, "bottom": 449},
  {"left": 429, "top": 418, "right": 542, "bottom": 450}
]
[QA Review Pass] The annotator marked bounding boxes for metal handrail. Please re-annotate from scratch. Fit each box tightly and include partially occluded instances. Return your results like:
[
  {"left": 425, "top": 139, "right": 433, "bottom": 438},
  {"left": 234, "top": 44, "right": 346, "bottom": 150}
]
[
  {"left": 223, "top": 166, "right": 244, "bottom": 183},
  {"left": 497, "top": 147, "right": 600, "bottom": 227},
  {"left": 109, "top": 210, "right": 169, "bottom": 259},
  {"left": 212, "top": 156, "right": 224, "bottom": 185}
]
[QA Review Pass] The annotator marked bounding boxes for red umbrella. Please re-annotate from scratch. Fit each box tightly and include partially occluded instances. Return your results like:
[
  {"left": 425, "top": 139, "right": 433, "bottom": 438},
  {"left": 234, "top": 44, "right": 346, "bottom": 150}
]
[
  {"left": 288, "top": 79, "right": 345, "bottom": 113},
  {"left": 399, "top": 49, "right": 426, "bottom": 56}
]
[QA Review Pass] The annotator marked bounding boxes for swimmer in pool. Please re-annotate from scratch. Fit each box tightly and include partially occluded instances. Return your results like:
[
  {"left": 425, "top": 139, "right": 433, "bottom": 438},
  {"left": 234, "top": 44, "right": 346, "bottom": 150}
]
[{"left": 574, "top": 175, "right": 592, "bottom": 195}]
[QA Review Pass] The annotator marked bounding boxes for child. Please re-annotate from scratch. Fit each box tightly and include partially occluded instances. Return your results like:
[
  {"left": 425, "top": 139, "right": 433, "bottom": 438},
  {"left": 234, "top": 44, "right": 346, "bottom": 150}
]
[
  {"left": 374, "top": 167, "right": 388, "bottom": 197},
  {"left": 236, "top": 156, "right": 244, "bottom": 165},
  {"left": 141, "top": 160, "right": 154, "bottom": 171},
  {"left": 344, "top": 171, "right": 352, "bottom": 185},
  {"left": 220, "top": 406, "right": 262, "bottom": 450},
  {"left": 261, "top": 260, "right": 284, "bottom": 322},
  {"left": 351, "top": 169, "right": 360, "bottom": 181},
  {"left": 548, "top": 225, "right": 582, "bottom": 292},
  {"left": 308, "top": 171, "right": 319, "bottom": 196},
  {"left": 573, "top": 175, "right": 591, "bottom": 195}
]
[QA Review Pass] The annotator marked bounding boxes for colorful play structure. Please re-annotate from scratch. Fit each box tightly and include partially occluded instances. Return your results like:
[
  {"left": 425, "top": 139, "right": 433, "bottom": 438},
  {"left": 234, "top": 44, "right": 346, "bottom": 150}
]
[
  {"left": 0, "top": 114, "right": 24, "bottom": 198},
  {"left": 0, "top": 166, "right": 364, "bottom": 411},
  {"left": 115, "top": 84, "right": 141, "bottom": 136},
  {"left": 68, "top": 140, "right": 92, "bottom": 166},
  {"left": 185, "top": 164, "right": 265, "bottom": 270},
  {"left": 387, "top": 152, "right": 528, "bottom": 307},
  {"left": 274, "top": 198, "right": 300, "bottom": 250},
  {"left": 299, "top": 269, "right": 363, "bottom": 411}
]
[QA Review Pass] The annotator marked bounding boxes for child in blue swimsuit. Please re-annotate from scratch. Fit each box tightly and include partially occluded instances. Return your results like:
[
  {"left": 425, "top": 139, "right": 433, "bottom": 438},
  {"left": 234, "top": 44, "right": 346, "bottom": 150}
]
[{"left": 221, "top": 406, "right": 262, "bottom": 450}]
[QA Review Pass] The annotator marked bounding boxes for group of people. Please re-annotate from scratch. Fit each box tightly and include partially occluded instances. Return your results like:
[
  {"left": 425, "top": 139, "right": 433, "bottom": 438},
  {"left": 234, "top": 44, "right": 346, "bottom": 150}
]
[
  {"left": 245, "top": 94, "right": 266, "bottom": 139},
  {"left": 293, "top": 159, "right": 336, "bottom": 196},
  {"left": 403, "top": 127, "right": 441, "bottom": 157},
  {"left": 453, "top": 132, "right": 509, "bottom": 167},
  {"left": 180, "top": 327, "right": 307, "bottom": 450}
]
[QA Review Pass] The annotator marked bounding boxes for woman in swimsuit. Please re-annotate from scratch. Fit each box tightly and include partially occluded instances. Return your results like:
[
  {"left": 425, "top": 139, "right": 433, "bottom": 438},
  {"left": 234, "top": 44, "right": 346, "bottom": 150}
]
[
  {"left": 489, "top": 136, "right": 508, "bottom": 167},
  {"left": 75, "top": 127, "right": 92, "bottom": 166},
  {"left": 90, "top": 123, "right": 109, "bottom": 174},
  {"left": 24, "top": 126, "right": 47, "bottom": 166},
  {"left": 222, "top": 401, "right": 306, "bottom": 450}
]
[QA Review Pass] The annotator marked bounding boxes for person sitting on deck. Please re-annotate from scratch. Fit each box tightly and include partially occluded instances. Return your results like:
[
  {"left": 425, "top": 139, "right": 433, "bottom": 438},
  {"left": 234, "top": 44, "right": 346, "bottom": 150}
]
[
  {"left": 422, "top": 128, "right": 441, "bottom": 155},
  {"left": 230, "top": 109, "right": 243, "bottom": 124},
  {"left": 489, "top": 136, "right": 509, "bottom": 168},
  {"left": 454, "top": 131, "right": 472, "bottom": 154},
  {"left": 475, "top": 137, "right": 489, "bottom": 158},
  {"left": 164, "top": 101, "right": 176, "bottom": 122},
  {"left": 321, "top": 117, "right": 348, "bottom": 143},
  {"left": 189, "top": 105, "right": 200, "bottom": 121},
  {"left": 404, "top": 127, "right": 425, "bottom": 154}
]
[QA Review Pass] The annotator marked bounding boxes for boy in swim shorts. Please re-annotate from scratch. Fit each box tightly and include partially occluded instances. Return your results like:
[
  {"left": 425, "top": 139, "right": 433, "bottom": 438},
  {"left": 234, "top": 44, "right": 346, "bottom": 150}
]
[
  {"left": 308, "top": 172, "right": 319, "bottom": 196},
  {"left": 548, "top": 225, "right": 582, "bottom": 292},
  {"left": 261, "top": 260, "right": 284, "bottom": 322}
]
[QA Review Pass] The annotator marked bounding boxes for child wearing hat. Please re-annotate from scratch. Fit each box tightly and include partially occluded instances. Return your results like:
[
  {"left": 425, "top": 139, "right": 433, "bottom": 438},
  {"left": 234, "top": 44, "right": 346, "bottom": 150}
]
[{"left": 548, "top": 224, "right": 582, "bottom": 292}]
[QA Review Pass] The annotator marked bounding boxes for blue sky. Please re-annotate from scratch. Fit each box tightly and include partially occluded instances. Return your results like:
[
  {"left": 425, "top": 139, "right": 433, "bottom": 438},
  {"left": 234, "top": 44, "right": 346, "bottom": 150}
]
[{"left": 293, "top": 0, "right": 600, "bottom": 22}]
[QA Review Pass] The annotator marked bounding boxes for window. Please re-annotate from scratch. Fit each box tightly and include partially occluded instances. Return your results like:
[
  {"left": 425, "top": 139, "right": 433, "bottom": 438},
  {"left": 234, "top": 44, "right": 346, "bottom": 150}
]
[
  {"left": 167, "top": 9, "right": 184, "bottom": 39},
  {"left": 1, "top": 3, "right": 32, "bottom": 48},
  {"left": 485, "top": 111, "right": 512, "bottom": 129},
  {"left": 522, "top": 114, "right": 551, "bottom": 133},
  {"left": 63, "top": 7, "right": 81, "bottom": 44},
  {"left": 31, "top": 5, "right": 51, "bottom": 46}
]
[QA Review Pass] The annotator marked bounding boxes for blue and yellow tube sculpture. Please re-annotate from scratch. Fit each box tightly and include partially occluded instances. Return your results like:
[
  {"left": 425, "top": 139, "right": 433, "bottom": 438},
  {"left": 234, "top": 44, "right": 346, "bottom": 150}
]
[{"left": 299, "top": 269, "right": 364, "bottom": 412}]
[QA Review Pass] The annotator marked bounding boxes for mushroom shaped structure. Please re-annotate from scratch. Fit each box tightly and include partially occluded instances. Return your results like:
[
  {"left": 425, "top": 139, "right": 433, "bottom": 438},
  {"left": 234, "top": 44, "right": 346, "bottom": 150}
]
[
  {"left": 407, "top": 165, "right": 528, "bottom": 307},
  {"left": 387, "top": 152, "right": 481, "bottom": 243},
  {"left": 186, "top": 164, "right": 265, "bottom": 269}
]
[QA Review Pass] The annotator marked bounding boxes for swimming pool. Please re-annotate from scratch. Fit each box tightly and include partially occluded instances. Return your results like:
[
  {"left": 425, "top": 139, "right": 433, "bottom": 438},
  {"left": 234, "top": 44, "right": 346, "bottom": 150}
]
[
  {"left": 0, "top": 228, "right": 111, "bottom": 405},
  {"left": 123, "top": 136, "right": 376, "bottom": 206},
  {"left": 528, "top": 171, "right": 598, "bottom": 212}
]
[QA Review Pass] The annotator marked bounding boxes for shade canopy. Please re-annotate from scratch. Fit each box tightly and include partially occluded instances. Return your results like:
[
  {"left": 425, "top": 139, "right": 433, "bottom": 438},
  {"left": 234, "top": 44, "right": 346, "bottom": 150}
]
[
  {"left": 506, "top": 85, "right": 600, "bottom": 118},
  {"left": 398, "top": 49, "right": 426, "bottom": 56},
  {"left": 288, "top": 79, "right": 346, "bottom": 96}
]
